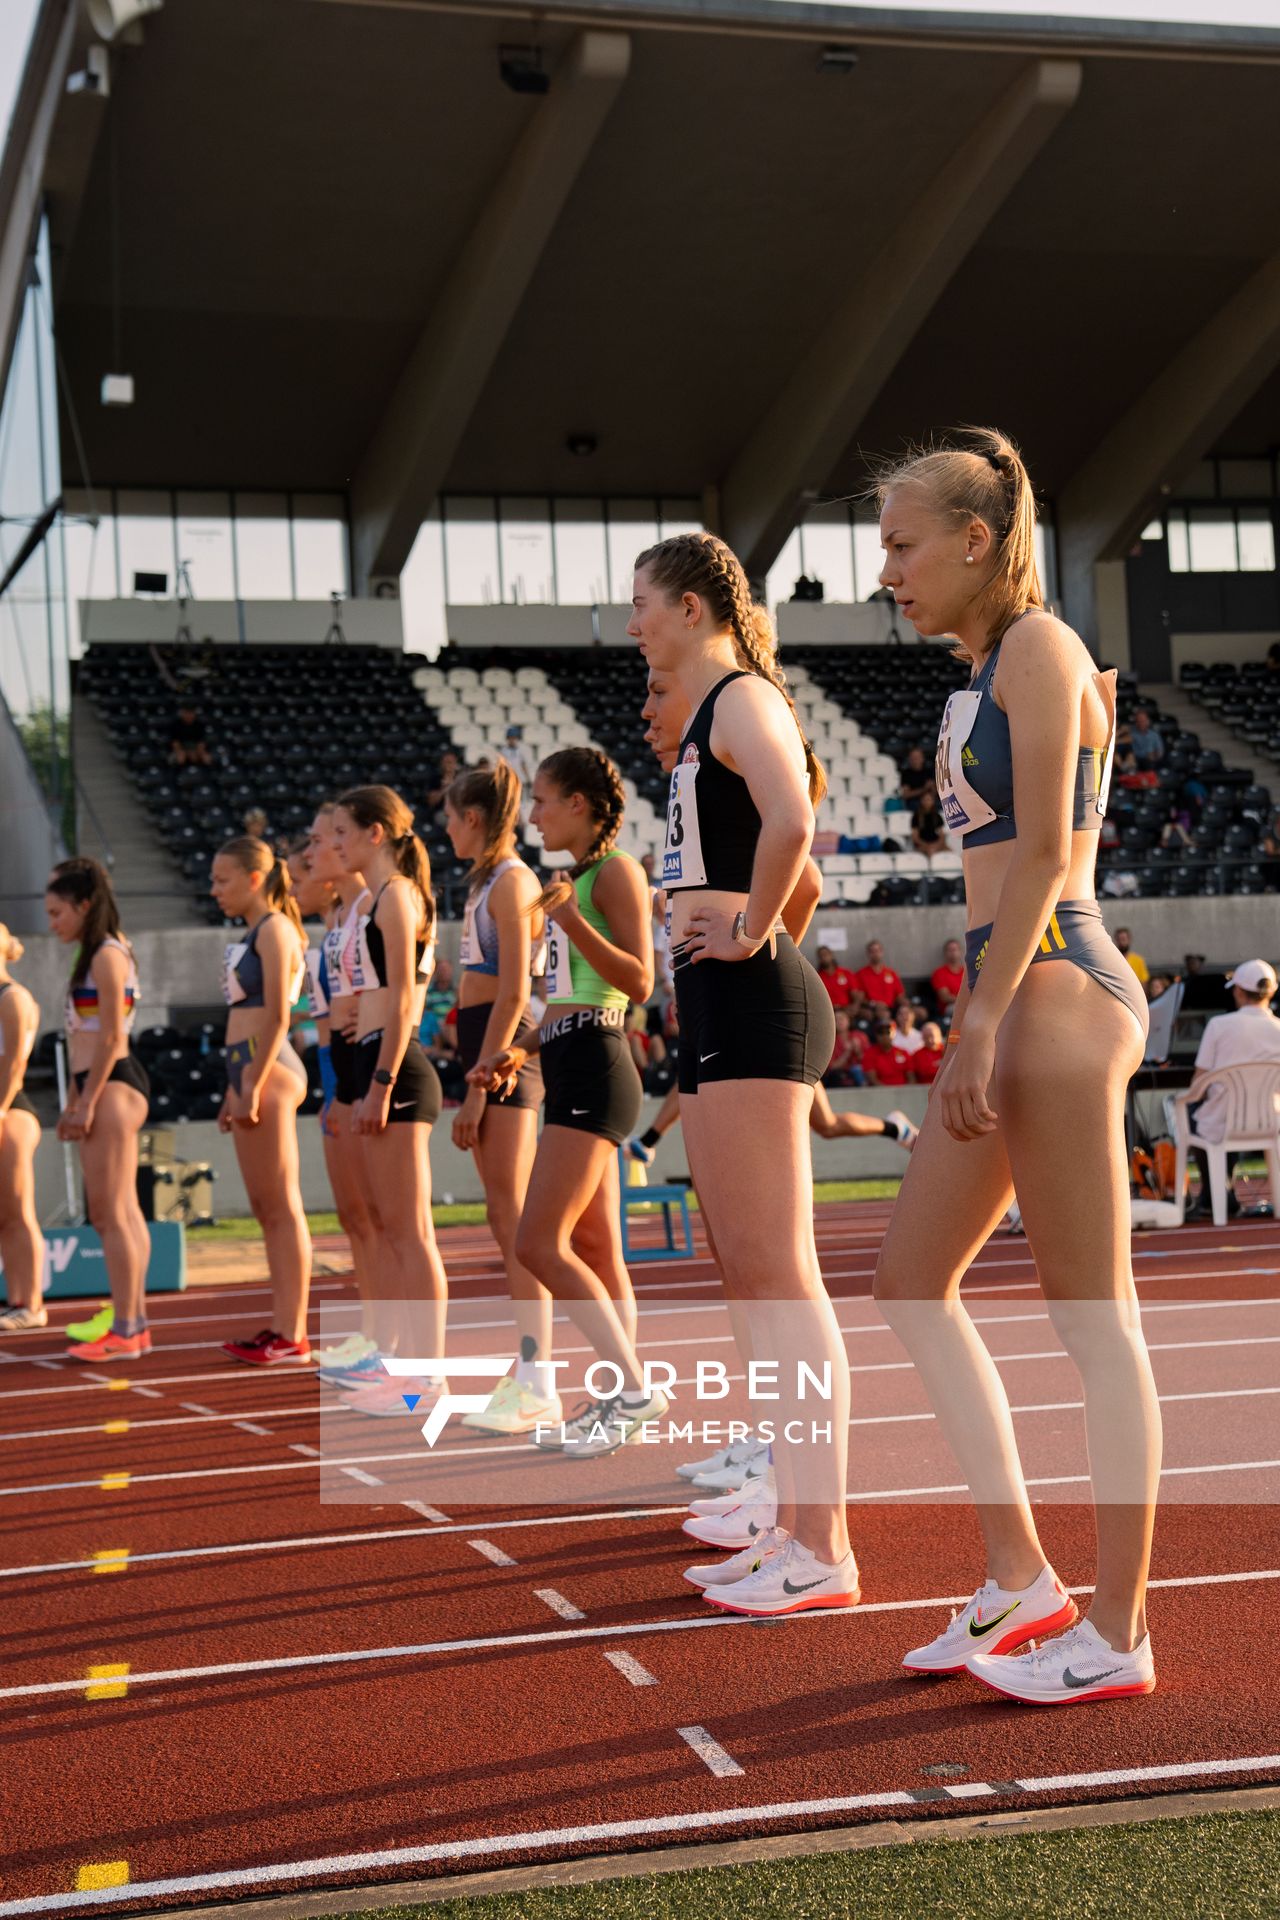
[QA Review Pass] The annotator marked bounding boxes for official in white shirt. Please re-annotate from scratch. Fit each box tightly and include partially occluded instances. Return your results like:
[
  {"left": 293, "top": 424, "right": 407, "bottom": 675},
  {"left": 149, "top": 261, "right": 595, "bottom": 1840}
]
[{"left": 1185, "top": 957, "right": 1280, "bottom": 1217}]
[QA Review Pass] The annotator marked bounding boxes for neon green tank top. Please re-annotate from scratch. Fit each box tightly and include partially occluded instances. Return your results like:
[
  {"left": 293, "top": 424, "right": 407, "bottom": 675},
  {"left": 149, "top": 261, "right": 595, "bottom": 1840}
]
[{"left": 544, "top": 849, "right": 629, "bottom": 1011}]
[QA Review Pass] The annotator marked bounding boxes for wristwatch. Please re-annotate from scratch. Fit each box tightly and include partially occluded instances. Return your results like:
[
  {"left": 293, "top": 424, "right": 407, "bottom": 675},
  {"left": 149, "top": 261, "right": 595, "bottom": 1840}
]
[
  {"left": 731, "top": 912, "right": 759, "bottom": 950},
  {"left": 372, "top": 1068, "right": 395, "bottom": 1087}
]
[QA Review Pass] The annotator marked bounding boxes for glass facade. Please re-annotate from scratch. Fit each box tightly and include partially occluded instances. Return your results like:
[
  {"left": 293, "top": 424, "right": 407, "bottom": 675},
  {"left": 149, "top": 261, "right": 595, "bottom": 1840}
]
[{"left": 1166, "top": 504, "right": 1277, "bottom": 575}]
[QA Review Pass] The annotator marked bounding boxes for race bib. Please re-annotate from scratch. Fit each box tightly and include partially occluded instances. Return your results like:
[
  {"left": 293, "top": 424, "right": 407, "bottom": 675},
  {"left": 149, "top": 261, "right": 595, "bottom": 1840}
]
[
  {"left": 305, "top": 948, "right": 329, "bottom": 1016},
  {"left": 458, "top": 895, "right": 478, "bottom": 968},
  {"left": 543, "top": 920, "right": 565, "bottom": 999},
  {"left": 222, "top": 943, "right": 248, "bottom": 1006},
  {"left": 662, "top": 751, "right": 707, "bottom": 889},
  {"left": 935, "top": 691, "right": 997, "bottom": 839}
]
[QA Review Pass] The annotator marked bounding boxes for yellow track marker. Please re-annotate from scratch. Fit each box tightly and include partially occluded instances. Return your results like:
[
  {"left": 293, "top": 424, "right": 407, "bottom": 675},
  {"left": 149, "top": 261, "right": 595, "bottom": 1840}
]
[
  {"left": 107, "top": 1378, "right": 131, "bottom": 1392},
  {"left": 75, "top": 1862, "right": 129, "bottom": 1891},
  {"left": 84, "top": 1664, "right": 130, "bottom": 1701},
  {"left": 99, "top": 1472, "right": 130, "bottom": 1490},
  {"left": 92, "top": 1549, "right": 130, "bottom": 1575},
  {"left": 102, "top": 1419, "right": 129, "bottom": 1434}
]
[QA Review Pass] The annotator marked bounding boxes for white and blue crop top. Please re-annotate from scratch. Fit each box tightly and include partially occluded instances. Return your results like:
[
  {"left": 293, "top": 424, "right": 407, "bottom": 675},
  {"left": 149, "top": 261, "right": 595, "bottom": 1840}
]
[
  {"left": 935, "top": 641, "right": 1117, "bottom": 848},
  {"left": 459, "top": 857, "right": 547, "bottom": 978},
  {"left": 322, "top": 890, "right": 370, "bottom": 999},
  {"left": 65, "top": 938, "right": 140, "bottom": 1036}
]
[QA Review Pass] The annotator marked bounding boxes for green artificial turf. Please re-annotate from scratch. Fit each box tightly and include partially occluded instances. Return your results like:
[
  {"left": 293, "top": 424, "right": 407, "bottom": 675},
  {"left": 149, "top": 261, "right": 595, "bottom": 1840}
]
[{"left": 334, "top": 1807, "right": 1280, "bottom": 1920}]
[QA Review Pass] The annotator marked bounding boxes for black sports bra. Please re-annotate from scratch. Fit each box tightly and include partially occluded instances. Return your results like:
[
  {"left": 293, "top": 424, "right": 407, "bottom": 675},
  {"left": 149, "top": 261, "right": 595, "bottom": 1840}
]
[
  {"left": 662, "top": 671, "right": 761, "bottom": 893},
  {"left": 357, "top": 882, "right": 436, "bottom": 989}
]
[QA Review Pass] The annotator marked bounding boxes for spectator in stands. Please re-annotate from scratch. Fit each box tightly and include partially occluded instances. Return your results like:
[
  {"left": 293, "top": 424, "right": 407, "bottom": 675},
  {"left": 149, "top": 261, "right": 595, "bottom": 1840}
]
[
  {"left": 855, "top": 938, "right": 904, "bottom": 1009},
  {"left": 1130, "top": 709, "right": 1164, "bottom": 766},
  {"left": 1184, "top": 959, "right": 1280, "bottom": 1220},
  {"left": 861, "top": 1015, "right": 912, "bottom": 1087},
  {"left": 1161, "top": 809, "right": 1194, "bottom": 852},
  {"left": 893, "top": 1000, "right": 925, "bottom": 1054},
  {"left": 1262, "top": 811, "right": 1280, "bottom": 857},
  {"left": 424, "top": 995, "right": 466, "bottom": 1103},
  {"left": 1113, "top": 723, "right": 1137, "bottom": 781},
  {"left": 911, "top": 1021, "right": 945, "bottom": 1084},
  {"left": 1146, "top": 972, "right": 1173, "bottom": 1002},
  {"left": 1114, "top": 926, "right": 1149, "bottom": 985},
  {"left": 1267, "top": 641, "right": 1280, "bottom": 673},
  {"left": 899, "top": 746, "right": 931, "bottom": 808},
  {"left": 427, "top": 749, "right": 463, "bottom": 820},
  {"left": 501, "top": 724, "right": 536, "bottom": 793},
  {"left": 822, "top": 1011, "right": 866, "bottom": 1088},
  {"left": 911, "top": 782, "right": 949, "bottom": 860},
  {"left": 931, "top": 938, "right": 965, "bottom": 1018},
  {"left": 816, "top": 943, "right": 859, "bottom": 1008},
  {"left": 418, "top": 956, "right": 455, "bottom": 1048},
  {"left": 169, "top": 701, "right": 211, "bottom": 768},
  {"left": 242, "top": 805, "right": 270, "bottom": 841}
]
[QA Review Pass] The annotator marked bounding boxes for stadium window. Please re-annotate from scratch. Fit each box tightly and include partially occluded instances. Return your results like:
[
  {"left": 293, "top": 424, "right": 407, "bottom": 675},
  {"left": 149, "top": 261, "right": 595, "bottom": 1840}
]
[
  {"left": 443, "top": 497, "right": 501, "bottom": 604},
  {"left": 400, "top": 514, "right": 447, "bottom": 656},
  {"left": 659, "top": 498, "right": 702, "bottom": 539},
  {"left": 1140, "top": 520, "right": 1164, "bottom": 540},
  {"left": 234, "top": 493, "right": 293, "bottom": 597},
  {"left": 292, "top": 494, "right": 349, "bottom": 599},
  {"left": 799, "top": 504, "right": 856, "bottom": 602},
  {"left": 498, "top": 497, "right": 554, "bottom": 603},
  {"left": 176, "top": 491, "right": 235, "bottom": 599},
  {"left": 607, "top": 503, "right": 659, "bottom": 602},
  {"left": 1237, "top": 507, "right": 1276, "bottom": 573},
  {"left": 1167, "top": 512, "right": 1190, "bottom": 572},
  {"left": 764, "top": 527, "right": 802, "bottom": 614},
  {"left": 1166, "top": 505, "right": 1276, "bottom": 574},
  {"left": 553, "top": 499, "right": 608, "bottom": 604},
  {"left": 1186, "top": 507, "right": 1236, "bottom": 572},
  {"left": 115, "top": 490, "right": 177, "bottom": 594},
  {"left": 852, "top": 517, "right": 884, "bottom": 601}
]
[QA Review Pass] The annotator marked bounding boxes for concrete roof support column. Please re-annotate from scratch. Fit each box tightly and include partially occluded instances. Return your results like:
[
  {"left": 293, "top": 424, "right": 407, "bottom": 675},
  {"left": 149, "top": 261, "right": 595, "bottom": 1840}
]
[
  {"left": 0, "top": 0, "right": 78, "bottom": 405},
  {"left": 717, "top": 57, "right": 1081, "bottom": 584},
  {"left": 1056, "top": 250, "right": 1280, "bottom": 649},
  {"left": 350, "top": 30, "right": 630, "bottom": 592}
]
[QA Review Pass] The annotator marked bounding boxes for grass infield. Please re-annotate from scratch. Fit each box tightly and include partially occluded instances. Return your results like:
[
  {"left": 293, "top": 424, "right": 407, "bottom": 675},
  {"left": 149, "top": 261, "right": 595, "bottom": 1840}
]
[
  {"left": 334, "top": 1809, "right": 1280, "bottom": 1920},
  {"left": 188, "top": 1179, "right": 904, "bottom": 1240}
]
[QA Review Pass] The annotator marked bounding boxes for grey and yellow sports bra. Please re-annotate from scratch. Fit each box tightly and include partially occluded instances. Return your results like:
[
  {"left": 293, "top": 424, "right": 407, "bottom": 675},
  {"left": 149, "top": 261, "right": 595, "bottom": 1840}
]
[{"left": 935, "top": 639, "right": 1117, "bottom": 848}]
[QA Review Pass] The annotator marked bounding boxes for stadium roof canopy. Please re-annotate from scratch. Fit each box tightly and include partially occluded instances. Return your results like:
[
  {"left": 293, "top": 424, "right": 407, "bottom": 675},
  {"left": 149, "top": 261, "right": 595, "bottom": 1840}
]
[{"left": 5, "top": 0, "right": 1280, "bottom": 627}]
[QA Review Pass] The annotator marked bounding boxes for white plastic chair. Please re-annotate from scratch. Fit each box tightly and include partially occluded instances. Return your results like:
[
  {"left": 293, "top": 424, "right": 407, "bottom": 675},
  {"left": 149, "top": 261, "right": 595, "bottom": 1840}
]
[{"left": 1172, "top": 1061, "right": 1280, "bottom": 1226}]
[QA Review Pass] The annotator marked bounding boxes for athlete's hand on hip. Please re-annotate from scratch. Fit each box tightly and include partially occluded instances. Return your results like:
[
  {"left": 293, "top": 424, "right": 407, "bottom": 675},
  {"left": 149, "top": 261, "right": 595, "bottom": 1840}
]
[
  {"left": 683, "top": 905, "right": 753, "bottom": 964},
  {"left": 452, "top": 1084, "right": 486, "bottom": 1151},
  {"left": 939, "top": 1027, "right": 999, "bottom": 1141}
]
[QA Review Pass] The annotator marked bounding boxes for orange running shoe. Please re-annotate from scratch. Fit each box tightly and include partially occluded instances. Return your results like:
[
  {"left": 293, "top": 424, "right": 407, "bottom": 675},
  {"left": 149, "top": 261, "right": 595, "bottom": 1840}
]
[{"left": 64, "top": 1328, "right": 151, "bottom": 1363}]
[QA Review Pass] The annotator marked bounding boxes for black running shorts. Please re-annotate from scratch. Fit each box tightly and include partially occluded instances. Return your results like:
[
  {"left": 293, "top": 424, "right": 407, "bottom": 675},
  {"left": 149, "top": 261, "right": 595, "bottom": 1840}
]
[
  {"left": 456, "top": 1003, "right": 543, "bottom": 1113},
  {"left": 672, "top": 929, "right": 836, "bottom": 1094},
  {"left": 539, "top": 1007, "right": 643, "bottom": 1145},
  {"left": 73, "top": 1052, "right": 152, "bottom": 1101},
  {"left": 352, "top": 1032, "right": 443, "bottom": 1126}
]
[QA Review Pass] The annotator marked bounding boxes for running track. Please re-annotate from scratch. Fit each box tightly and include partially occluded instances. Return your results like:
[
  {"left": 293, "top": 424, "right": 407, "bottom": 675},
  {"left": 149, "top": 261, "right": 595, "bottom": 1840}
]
[{"left": 2, "top": 1203, "right": 1278, "bottom": 1915}]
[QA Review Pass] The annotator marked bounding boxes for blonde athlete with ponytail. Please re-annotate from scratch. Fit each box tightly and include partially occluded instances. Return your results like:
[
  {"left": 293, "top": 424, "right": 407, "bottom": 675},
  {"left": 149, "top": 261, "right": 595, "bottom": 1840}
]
[
  {"left": 444, "top": 761, "right": 561, "bottom": 1434},
  {"left": 629, "top": 532, "right": 854, "bottom": 1617},
  {"left": 469, "top": 748, "right": 669, "bottom": 1457},
  {"left": 0, "top": 927, "right": 44, "bottom": 1333},
  {"left": 210, "top": 837, "right": 312, "bottom": 1364},
  {"left": 873, "top": 428, "right": 1159, "bottom": 1706},
  {"left": 332, "top": 785, "right": 450, "bottom": 1419}
]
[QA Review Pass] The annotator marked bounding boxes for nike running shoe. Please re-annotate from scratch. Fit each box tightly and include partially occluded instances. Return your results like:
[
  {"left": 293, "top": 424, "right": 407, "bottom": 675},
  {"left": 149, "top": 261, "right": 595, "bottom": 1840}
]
[
  {"left": 562, "top": 1389, "right": 670, "bottom": 1457},
  {"left": 902, "top": 1565, "right": 1076, "bottom": 1675},
  {"left": 702, "top": 1534, "right": 860, "bottom": 1616},
  {"left": 689, "top": 1440, "right": 771, "bottom": 1492},
  {"left": 64, "top": 1328, "right": 152, "bottom": 1362},
  {"left": 224, "top": 1331, "right": 311, "bottom": 1366},
  {"left": 968, "top": 1618, "right": 1155, "bottom": 1705},
  {"left": 462, "top": 1375, "right": 564, "bottom": 1435},
  {"left": 349, "top": 1376, "right": 443, "bottom": 1419},
  {"left": 0, "top": 1304, "right": 48, "bottom": 1332},
  {"left": 684, "top": 1526, "right": 787, "bottom": 1591},
  {"left": 312, "top": 1332, "right": 377, "bottom": 1369},
  {"left": 687, "top": 1466, "right": 775, "bottom": 1518},
  {"left": 676, "top": 1432, "right": 760, "bottom": 1483},
  {"left": 65, "top": 1304, "right": 113, "bottom": 1343},
  {"left": 884, "top": 1109, "right": 918, "bottom": 1151},
  {"left": 682, "top": 1475, "right": 778, "bottom": 1549},
  {"left": 624, "top": 1136, "right": 656, "bottom": 1165},
  {"left": 318, "top": 1349, "right": 386, "bottom": 1388}
]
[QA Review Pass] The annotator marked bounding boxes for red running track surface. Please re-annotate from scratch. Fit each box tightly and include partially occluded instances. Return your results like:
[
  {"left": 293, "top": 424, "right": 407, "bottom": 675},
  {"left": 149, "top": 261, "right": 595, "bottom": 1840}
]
[{"left": 0, "top": 1205, "right": 1276, "bottom": 1915}]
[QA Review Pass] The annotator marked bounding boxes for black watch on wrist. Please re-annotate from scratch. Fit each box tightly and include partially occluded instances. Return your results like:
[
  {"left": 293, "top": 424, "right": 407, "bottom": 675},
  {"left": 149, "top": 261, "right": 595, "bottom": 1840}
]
[{"left": 372, "top": 1069, "right": 395, "bottom": 1088}]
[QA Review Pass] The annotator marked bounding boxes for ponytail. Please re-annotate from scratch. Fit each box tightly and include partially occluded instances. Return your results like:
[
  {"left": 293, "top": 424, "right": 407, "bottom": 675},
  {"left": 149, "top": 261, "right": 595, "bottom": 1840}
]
[
  {"left": 47, "top": 856, "right": 126, "bottom": 987},
  {"left": 338, "top": 784, "right": 435, "bottom": 943},
  {"left": 447, "top": 759, "right": 522, "bottom": 893},
  {"left": 872, "top": 425, "right": 1044, "bottom": 654},
  {"left": 218, "top": 835, "right": 305, "bottom": 941},
  {"left": 634, "top": 531, "right": 827, "bottom": 806},
  {"left": 0, "top": 924, "right": 24, "bottom": 966},
  {"left": 538, "top": 747, "right": 626, "bottom": 881}
]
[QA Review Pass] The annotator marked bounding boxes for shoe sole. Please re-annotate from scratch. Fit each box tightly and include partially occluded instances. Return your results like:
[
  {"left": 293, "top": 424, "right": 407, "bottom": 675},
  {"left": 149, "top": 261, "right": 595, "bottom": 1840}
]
[
  {"left": 681, "top": 1521, "right": 775, "bottom": 1550},
  {"left": 224, "top": 1352, "right": 310, "bottom": 1366},
  {"left": 463, "top": 1418, "right": 561, "bottom": 1435},
  {"left": 902, "top": 1598, "right": 1079, "bottom": 1675},
  {"left": 704, "top": 1585, "right": 861, "bottom": 1617},
  {"left": 971, "top": 1672, "right": 1156, "bottom": 1705},
  {"left": 65, "top": 1348, "right": 148, "bottom": 1363}
]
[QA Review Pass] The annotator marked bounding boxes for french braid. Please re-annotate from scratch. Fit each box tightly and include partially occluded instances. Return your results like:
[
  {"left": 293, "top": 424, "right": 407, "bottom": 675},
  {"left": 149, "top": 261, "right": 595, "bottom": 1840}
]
[{"left": 539, "top": 747, "right": 626, "bottom": 881}]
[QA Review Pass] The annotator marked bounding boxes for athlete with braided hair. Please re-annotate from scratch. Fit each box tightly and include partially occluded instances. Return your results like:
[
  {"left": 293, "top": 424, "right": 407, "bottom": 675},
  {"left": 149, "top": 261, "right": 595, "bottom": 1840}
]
[
  {"left": 630, "top": 532, "right": 855, "bottom": 1616},
  {"left": 469, "top": 747, "right": 668, "bottom": 1457}
]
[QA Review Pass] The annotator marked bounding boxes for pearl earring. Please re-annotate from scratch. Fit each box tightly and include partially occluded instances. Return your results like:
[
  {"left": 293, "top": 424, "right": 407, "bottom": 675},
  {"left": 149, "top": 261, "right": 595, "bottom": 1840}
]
[{"left": 965, "top": 553, "right": 975, "bottom": 565}]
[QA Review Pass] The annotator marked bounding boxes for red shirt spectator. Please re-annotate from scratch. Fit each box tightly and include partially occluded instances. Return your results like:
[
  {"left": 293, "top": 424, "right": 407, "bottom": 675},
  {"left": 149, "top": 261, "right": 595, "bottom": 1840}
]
[
  {"left": 855, "top": 939, "right": 904, "bottom": 1009},
  {"left": 862, "top": 1020, "right": 911, "bottom": 1086},
  {"left": 816, "top": 944, "right": 859, "bottom": 1009},
  {"left": 911, "top": 1022, "right": 946, "bottom": 1084},
  {"left": 931, "top": 938, "right": 965, "bottom": 1013}
]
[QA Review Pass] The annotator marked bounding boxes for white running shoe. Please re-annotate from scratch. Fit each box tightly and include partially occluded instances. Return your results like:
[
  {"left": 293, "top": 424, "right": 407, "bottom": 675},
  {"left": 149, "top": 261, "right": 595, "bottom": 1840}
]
[
  {"left": 684, "top": 1526, "right": 788, "bottom": 1590},
  {"left": 557, "top": 1390, "right": 670, "bottom": 1458},
  {"left": 689, "top": 1440, "right": 771, "bottom": 1492},
  {"left": 702, "top": 1534, "right": 860, "bottom": 1616},
  {"left": 462, "top": 1375, "right": 564, "bottom": 1435},
  {"left": 312, "top": 1331, "right": 377, "bottom": 1369},
  {"left": 902, "top": 1565, "right": 1076, "bottom": 1675},
  {"left": 884, "top": 1109, "right": 918, "bottom": 1151},
  {"left": 675, "top": 1432, "right": 760, "bottom": 1483},
  {"left": 967, "top": 1618, "right": 1155, "bottom": 1705},
  {"left": 682, "top": 1473, "right": 777, "bottom": 1548},
  {"left": 687, "top": 1465, "right": 775, "bottom": 1518}
]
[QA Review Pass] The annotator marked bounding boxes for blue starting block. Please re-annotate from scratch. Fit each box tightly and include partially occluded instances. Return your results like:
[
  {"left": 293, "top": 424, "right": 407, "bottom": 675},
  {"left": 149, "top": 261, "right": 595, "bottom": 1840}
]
[
  {"left": 30, "top": 1223, "right": 188, "bottom": 1299},
  {"left": 617, "top": 1150, "right": 696, "bottom": 1263}
]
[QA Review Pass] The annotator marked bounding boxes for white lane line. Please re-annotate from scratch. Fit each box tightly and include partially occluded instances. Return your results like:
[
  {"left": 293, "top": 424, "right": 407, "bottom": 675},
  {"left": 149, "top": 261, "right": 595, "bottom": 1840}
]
[
  {"left": 131, "top": 1385, "right": 164, "bottom": 1399},
  {"left": 1, "top": 1566, "right": 1275, "bottom": 1702},
  {"left": 469, "top": 1539, "right": 517, "bottom": 1567},
  {"left": 401, "top": 1500, "right": 450, "bottom": 1523},
  {"left": 0, "top": 1406, "right": 318, "bottom": 1443},
  {"left": 2, "top": 1752, "right": 1275, "bottom": 1915},
  {"left": 340, "top": 1467, "right": 382, "bottom": 1487},
  {"left": 179, "top": 1403, "right": 220, "bottom": 1416},
  {"left": 289, "top": 1443, "right": 320, "bottom": 1458},
  {"left": 233, "top": 1422, "right": 273, "bottom": 1437},
  {"left": 0, "top": 1369, "right": 315, "bottom": 1402},
  {"left": 603, "top": 1650, "right": 658, "bottom": 1686},
  {"left": 854, "top": 1459, "right": 1280, "bottom": 1501},
  {"left": 533, "top": 1587, "right": 586, "bottom": 1621},
  {"left": 678, "top": 1725, "right": 744, "bottom": 1777}
]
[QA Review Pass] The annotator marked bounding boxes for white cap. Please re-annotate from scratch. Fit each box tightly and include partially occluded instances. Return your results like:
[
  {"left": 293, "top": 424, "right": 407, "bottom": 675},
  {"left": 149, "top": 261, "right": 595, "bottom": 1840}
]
[{"left": 1226, "top": 959, "right": 1278, "bottom": 994}]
